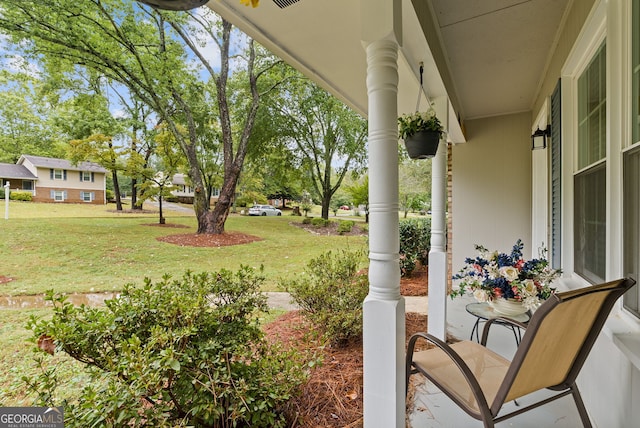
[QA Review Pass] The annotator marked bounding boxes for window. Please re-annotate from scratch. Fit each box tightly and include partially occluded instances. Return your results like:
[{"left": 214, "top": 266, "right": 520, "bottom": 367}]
[
  {"left": 81, "top": 171, "right": 92, "bottom": 182},
  {"left": 53, "top": 190, "right": 65, "bottom": 202},
  {"left": 624, "top": 0, "right": 640, "bottom": 316},
  {"left": 22, "top": 181, "right": 33, "bottom": 191},
  {"left": 81, "top": 192, "right": 94, "bottom": 202},
  {"left": 53, "top": 169, "right": 64, "bottom": 180},
  {"left": 574, "top": 43, "right": 606, "bottom": 284}
]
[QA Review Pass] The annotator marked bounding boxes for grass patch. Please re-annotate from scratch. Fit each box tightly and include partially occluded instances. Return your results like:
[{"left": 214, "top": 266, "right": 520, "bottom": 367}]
[
  {"left": 1, "top": 202, "right": 366, "bottom": 295},
  {"left": 0, "top": 308, "right": 88, "bottom": 407}
]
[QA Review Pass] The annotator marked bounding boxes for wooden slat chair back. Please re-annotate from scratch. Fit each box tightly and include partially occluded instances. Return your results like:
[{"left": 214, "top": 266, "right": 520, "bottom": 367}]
[{"left": 406, "top": 278, "right": 636, "bottom": 428}]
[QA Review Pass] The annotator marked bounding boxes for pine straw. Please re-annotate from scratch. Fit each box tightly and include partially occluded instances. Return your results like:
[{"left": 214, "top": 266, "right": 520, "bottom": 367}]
[{"left": 263, "top": 311, "right": 437, "bottom": 427}]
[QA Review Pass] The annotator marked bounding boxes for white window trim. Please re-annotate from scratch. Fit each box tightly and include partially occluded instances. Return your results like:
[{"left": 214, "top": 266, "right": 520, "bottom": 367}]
[
  {"left": 560, "top": 0, "right": 607, "bottom": 286},
  {"left": 53, "top": 190, "right": 65, "bottom": 202},
  {"left": 81, "top": 171, "right": 92, "bottom": 182},
  {"left": 53, "top": 169, "right": 64, "bottom": 180}
]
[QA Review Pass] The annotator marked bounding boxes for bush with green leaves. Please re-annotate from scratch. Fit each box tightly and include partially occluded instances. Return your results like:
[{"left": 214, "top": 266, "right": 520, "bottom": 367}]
[
  {"left": 283, "top": 250, "right": 369, "bottom": 347},
  {"left": 9, "top": 191, "right": 32, "bottom": 201},
  {"left": 337, "top": 220, "right": 355, "bottom": 234},
  {"left": 399, "top": 217, "right": 431, "bottom": 277},
  {"left": 310, "top": 217, "right": 330, "bottom": 227},
  {"left": 25, "top": 268, "right": 308, "bottom": 427}
]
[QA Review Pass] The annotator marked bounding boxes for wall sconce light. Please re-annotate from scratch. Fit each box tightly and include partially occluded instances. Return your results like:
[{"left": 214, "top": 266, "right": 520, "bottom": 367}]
[{"left": 531, "top": 125, "right": 551, "bottom": 150}]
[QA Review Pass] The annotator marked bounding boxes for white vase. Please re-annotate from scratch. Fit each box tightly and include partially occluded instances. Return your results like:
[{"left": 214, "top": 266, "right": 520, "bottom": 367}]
[{"left": 488, "top": 298, "right": 528, "bottom": 316}]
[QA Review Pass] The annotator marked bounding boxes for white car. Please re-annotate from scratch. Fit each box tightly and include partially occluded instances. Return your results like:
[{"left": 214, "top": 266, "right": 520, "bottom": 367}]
[{"left": 248, "top": 205, "right": 282, "bottom": 216}]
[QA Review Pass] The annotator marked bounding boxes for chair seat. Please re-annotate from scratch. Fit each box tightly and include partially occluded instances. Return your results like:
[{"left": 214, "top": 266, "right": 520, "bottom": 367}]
[{"left": 412, "top": 341, "right": 510, "bottom": 415}]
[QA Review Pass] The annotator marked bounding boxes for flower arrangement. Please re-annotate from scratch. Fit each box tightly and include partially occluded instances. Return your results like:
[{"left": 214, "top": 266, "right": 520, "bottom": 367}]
[
  {"left": 398, "top": 107, "right": 443, "bottom": 140},
  {"left": 450, "top": 239, "right": 561, "bottom": 311}
]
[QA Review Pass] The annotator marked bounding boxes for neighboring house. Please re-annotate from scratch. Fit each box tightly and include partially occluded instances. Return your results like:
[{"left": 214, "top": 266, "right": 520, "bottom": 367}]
[
  {"left": 0, "top": 155, "right": 107, "bottom": 204},
  {"left": 170, "top": 173, "right": 220, "bottom": 204},
  {"left": 203, "top": 1, "right": 640, "bottom": 427}
]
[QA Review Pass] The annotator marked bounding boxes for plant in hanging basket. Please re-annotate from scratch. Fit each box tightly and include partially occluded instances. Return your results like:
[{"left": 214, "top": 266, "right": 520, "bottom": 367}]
[
  {"left": 449, "top": 239, "right": 561, "bottom": 312},
  {"left": 398, "top": 107, "right": 444, "bottom": 159}
]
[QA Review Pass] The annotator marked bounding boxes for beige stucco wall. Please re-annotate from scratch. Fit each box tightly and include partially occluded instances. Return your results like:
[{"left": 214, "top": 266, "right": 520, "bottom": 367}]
[{"left": 451, "top": 112, "right": 533, "bottom": 272}]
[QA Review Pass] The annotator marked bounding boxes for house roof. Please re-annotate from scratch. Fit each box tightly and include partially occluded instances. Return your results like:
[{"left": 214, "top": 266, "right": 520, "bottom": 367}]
[
  {"left": 18, "top": 155, "right": 107, "bottom": 173},
  {"left": 0, "top": 163, "right": 37, "bottom": 180},
  {"left": 206, "top": 0, "right": 570, "bottom": 123},
  {"left": 172, "top": 173, "right": 189, "bottom": 186}
]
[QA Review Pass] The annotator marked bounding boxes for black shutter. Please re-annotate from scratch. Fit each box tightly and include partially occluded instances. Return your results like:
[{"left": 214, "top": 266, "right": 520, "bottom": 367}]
[
  {"left": 550, "top": 80, "right": 562, "bottom": 269},
  {"left": 91, "top": 172, "right": 95, "bottom": 182},
  {"left": 63, "top": 170, "right": 67, "bottom": 181},
  {"left": 80, "top": 171, "right": 83, "bottom": 181},
  {"left": 50, "top": 169, "right": 54, "bottom": 179}
]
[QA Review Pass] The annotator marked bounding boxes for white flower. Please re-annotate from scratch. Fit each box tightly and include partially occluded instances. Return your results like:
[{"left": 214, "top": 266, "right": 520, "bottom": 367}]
[
  {"left": 522, "top": 279, "right": 537, "bottom": 296},
  {"left": 522, "top": 296, "right": 541, "bottom": 311},
  {"left": 473, "top": 289, "right": 489, "bottom": 303},
  {"left": 499, "top": 266, "right": 519, "bottom": 282}
]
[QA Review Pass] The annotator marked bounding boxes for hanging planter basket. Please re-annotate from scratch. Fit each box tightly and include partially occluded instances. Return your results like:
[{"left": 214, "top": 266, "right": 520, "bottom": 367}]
[{"left": 404, "top": 130, "right": 441, "bottom": 159}]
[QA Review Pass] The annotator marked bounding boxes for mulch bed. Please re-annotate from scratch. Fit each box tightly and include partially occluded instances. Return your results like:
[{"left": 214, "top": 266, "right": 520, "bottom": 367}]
[
  {"left": 264, "top": 311, "right": 429, "bottom": 427},
  {"left": 291, "top": 220, "right": 368, "bottom": 237},
  {"left": 401, "top": 267, "right": 428, "bottom": 296},
  {"left": 156, "top": 231, "right": 262, "bottom": 247}
]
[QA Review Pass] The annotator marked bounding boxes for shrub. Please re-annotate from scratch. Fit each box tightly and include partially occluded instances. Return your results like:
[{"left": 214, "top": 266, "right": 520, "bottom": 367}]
[
  {"left": 302, "top": 217, "right": 312, "bottom": 225},
  {"left": 310, "top": 217, "right": 330, "bottom": 227},
  {"left": 105, "top": 189, "right": 115, "bottom": 201},
  {"left": 10, "top": 191, "right": 32, "bottom": 201},
  {"left": 337, "top": 220, "right": 355, "bottom": 234},
  {"left": 25, "top": 268, "right": 308, "bottom": 427},
  {"left": 399, "top": 217, "right": 431, "bottom": 277},
  {"left": 0, "top": 188, "right": 4, "bottom": 199},
  {"left": 283, "top": 250, "right": 369, "bottom": 347}
]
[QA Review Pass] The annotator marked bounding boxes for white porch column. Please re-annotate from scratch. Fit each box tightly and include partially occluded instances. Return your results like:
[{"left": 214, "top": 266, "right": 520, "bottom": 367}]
[
  {"left": 428, "top": 99, "right": 448, "bottom": 340},
  {"left": 361, "top": 1, "right": 405, "bottom": 427}
]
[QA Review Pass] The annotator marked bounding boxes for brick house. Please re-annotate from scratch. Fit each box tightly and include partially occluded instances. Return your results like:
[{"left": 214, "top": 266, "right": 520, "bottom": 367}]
[{"left": 0, "top": 155, "right": 107, "bottom": 204}]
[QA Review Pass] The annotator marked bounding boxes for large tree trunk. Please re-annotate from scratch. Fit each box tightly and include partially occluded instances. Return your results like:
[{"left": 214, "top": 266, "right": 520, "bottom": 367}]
[
  {"left": 198, "top": 166, "right": 240, "bottom": 234},
  {"left": 321, "top": 193, "right": 331, "bottom": 220}
]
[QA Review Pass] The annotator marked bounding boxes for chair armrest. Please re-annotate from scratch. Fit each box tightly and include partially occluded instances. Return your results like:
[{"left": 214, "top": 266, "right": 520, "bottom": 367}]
[
  {"left": 406, "top": 333, "right": 491, "bottom": 414},
  {"left": 480, "top": 316, "right": 528, "bottom": 346}
]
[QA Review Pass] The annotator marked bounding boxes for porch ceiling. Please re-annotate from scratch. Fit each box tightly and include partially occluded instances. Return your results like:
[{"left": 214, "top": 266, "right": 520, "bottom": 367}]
[{"left": 207, "top": 0, "right": 570, "bottom": 123}]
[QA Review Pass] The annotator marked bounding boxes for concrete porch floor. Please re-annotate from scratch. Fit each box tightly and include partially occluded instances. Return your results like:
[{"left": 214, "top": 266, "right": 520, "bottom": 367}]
[{"left": 407, "top": 295, "right": 585, "bottom": 427}]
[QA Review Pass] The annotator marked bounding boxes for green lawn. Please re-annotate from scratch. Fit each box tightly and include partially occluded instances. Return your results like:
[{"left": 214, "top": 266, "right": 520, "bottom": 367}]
[
  {"left": 1, "top": 201, "right": 367, "bottom": 295},
  {"left": 0, "top": 200, "right": 366, "bottom": 406}
]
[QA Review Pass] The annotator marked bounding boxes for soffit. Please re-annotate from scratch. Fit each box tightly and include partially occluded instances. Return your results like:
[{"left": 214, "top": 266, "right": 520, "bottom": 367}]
[
  {"left": 207, "top": 0, "right": 570, "bottom": 123},
  {"left": 430, "top": 0, "right": 570, "bottom": 119}
]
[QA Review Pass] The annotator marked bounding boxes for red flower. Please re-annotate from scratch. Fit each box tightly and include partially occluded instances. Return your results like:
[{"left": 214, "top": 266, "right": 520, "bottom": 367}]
[{"left": 515, "top": 259, "right": 525, "bottom": 269}]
